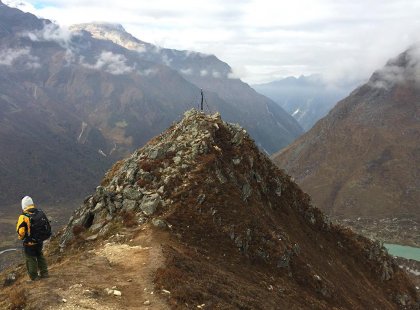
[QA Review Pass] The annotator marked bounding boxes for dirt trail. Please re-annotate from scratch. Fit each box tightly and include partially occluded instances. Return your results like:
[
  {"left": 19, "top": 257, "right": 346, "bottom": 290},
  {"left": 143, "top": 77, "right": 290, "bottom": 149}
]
[{"left": 1, "top": 228, "right": 170, "bottom": 310}]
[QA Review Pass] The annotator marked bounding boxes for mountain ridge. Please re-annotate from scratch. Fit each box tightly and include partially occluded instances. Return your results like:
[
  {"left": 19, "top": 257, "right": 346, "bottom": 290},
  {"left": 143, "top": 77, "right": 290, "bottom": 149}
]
[
  {"left": 1, "top": 109, "right": 414, "bottom": 309},
  {"left": 273, "top": 46, "right": 420, "bottom": 242}
]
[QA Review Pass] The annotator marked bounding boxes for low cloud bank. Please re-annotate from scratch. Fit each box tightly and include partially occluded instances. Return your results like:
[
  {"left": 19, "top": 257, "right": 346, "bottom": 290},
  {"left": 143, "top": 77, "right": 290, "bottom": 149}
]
[
  {"left": 0, "top": 47, "right": 40, "bottom": 69},
  {"left": 23, "top": 23, "right": 154, "bottom": 76},
  {"left": 0, "top": 48, "right": 30, "bottom": 65},
  {"left": 82, "top": 51, "right": 134, "bottom": 75},
  {"left": 23, "top": 22, "right": 82, "bottom": 64},
  {"left": 369, "top": 45, "right": 420, "bottom": 89}
]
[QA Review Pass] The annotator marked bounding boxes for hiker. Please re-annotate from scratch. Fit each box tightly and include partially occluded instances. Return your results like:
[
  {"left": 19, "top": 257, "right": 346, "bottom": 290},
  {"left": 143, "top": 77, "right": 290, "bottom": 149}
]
[{"left": 16, "top": 196, "right": 51, "bottom": 281}]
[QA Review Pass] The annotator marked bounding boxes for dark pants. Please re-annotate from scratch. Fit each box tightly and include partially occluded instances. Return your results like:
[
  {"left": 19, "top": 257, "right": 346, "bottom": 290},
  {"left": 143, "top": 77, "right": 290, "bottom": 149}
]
[{"left": 24, "top": 243, "right": 48, "bottom": 280}]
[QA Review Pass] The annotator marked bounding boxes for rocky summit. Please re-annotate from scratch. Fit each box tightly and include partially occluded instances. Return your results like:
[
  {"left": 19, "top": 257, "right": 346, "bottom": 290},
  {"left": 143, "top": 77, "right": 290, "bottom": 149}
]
[{"left": 1, "top": 110, "right": 418, "bottom": 309}]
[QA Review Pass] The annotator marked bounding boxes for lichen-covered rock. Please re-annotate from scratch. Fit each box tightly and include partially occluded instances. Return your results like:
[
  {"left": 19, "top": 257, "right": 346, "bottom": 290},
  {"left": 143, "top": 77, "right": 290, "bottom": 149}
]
[
  {"left": 277, "top": 250, "right": 293, "bottom": 268},
  {"left": 140, "top": 194, "right": 162, "bottom": 215},
  {"left": 90, "top": 222, "right": 104, "bottom": 233},
  {"left": 86, "top": 234, "right": 98, "bottom": 241},
  {"left": 241, "top": 182, "right": 252, "bottom": 201},
  {"left": 122, "top": 199, "right": 138, "bottom": 212},
  {"left": 152, "top": 218, "right": 167, "bottom": 229},
  {"left": 98, "top": 223, "right": 112, "bottom": 237},
  {"left": 123, "top": 187, "right": 143, "bottom": 201},
  {"left": 215, "top": 169, "right": 227, "bottom": 184}
]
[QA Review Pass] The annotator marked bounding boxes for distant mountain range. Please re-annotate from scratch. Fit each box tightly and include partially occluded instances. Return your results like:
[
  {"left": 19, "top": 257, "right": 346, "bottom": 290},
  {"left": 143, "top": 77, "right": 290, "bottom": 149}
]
[
  {"left": 253, "top": 75, "right": 359, "bottom": 130},
  {"left": 0, "top": 1, "right": 302, "bottom": 205},
  {"left": 70, "top": 22, "right": 303, "bottom": 151},
  {"left": 273, "top": 46, "right": 420, "bottom": 223}
]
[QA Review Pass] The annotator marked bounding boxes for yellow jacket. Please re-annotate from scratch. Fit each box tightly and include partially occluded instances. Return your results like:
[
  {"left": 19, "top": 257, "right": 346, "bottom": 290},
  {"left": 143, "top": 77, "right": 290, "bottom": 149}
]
[{"left": 16, "top": 205, "right": 37, "bottom": 245}]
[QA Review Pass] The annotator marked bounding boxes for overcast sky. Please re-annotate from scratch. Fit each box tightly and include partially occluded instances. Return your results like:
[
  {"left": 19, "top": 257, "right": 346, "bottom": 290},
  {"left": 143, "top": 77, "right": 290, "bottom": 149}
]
[{"left": 5, "top": 0, "right": 420, "bottom": 85}]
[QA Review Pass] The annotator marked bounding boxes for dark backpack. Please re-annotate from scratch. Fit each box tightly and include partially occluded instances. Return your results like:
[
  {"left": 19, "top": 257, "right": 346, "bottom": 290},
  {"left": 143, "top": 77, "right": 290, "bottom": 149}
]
[{"left": 25, "top": 209, "right": 52, "bottom": 242}]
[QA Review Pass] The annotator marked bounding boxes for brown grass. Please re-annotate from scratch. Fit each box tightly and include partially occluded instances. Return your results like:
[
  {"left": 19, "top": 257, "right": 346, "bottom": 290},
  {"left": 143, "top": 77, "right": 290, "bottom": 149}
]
[
  {"left": 139, "top": 161, "right": 154, "bottom": 172},
  {"left": 152, "top": 119, "right": 418, "bottom": 308},
  {"left": 8, "top": 288, "right": 26, "bottom": 310},
  {"left": 101, "top": 159, "right": 124, "bottom": 187},
  {"left": 72, "top": 224, "right": 85, "bottom": 237},
  {"left": 121, "top": 210, "right": 137, "bottom": 228},
  {"left": 137, "top": 179, "right": 148, "bottom": 187}
]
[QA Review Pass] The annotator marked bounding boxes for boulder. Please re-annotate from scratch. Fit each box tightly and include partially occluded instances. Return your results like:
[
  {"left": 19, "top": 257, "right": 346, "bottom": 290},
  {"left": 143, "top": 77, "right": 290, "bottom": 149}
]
[
  {"left": 3, "top": 272, "right": 16, "bottom": 286},
  {"left": 140, "top": 194, "right": 162, "bottom": 215},
  {"left": 123, "top": 199, "right": 138, "bottom": 212},
  {"left": 86, "top": 234, "right": 99, "bottom": 241},
  {"left": 242, "top": 182, "right": 252, "bottom": 201},
  {"left": 123, "top": 187, "right": 143, "bottom": 201},
  {"left": 152, "top": 218, "right": 167, "bottom": 229}
]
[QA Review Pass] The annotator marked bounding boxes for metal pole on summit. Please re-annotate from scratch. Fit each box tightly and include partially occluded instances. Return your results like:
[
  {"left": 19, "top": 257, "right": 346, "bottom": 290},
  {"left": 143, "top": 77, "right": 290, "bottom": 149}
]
[{"left": 200, "top": 89, "right": 204, "bottom": 111}]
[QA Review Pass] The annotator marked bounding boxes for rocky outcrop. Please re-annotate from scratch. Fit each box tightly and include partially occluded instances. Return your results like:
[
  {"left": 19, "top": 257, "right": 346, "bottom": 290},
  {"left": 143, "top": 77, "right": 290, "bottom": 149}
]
[
  {"left": 60, "top": 110, "right": 223, "bottom": 247},
  {"left": 61, "top": 109, "right": 313, "bottom": 268},
  {"left": 59, "top": 109, "right": 418, "bottom": 309}
]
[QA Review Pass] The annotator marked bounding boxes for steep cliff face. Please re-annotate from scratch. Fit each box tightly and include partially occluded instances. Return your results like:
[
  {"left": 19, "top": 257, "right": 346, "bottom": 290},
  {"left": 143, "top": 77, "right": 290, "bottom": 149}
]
[
  {"left": 1, "top": 110, "right": 409, "bottom": 309},
  {"left": 273, "top": 46, "right": 420, "bottom": 225}
]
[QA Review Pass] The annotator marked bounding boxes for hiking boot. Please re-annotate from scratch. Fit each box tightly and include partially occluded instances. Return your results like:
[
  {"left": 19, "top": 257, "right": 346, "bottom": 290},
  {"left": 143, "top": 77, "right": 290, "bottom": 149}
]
[
  {"left": 26, "top": 277, "right": 39, "bottom": 283},
  {"left": 40, "top": 274, "right": 49, "bottom": 279}
]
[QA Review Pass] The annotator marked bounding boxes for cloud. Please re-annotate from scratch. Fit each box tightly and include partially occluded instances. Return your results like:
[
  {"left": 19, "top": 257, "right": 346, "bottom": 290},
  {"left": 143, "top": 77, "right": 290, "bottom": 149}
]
[
  {"left": 24, "top": 56, "right": 42, "bottom": 69},
  {"left": 183, "top": 50, "right": 205, "bottom": 58},
  {"left": 82, "top": 51, "right": 134, "bottom": 75},
  {"left": 0, "top": 48, "right": 30, "bottom": 65},
  {"left": 160, "top": 54, "right": 172, "bottom": 66},
  {"left": 23, "top": 22, "right": 83, "bottom": 65},
  {"left": 142, "top": 68, "right": 158, "bottom": 76},
  {"left": 7, "top": 0, "right": 420, "bottom": 84},
  {"left": 180, "top": 68, "right": 193, "bottom": 75},
  {"left": 199, "top": 69, "right": 208, "bottom": 77},
  {"left": 0, "top": 47, "right": 40, "bottom": 68},
  {"left": 3, "top": 0, "right": 37, "bottom": 12},
  {"left": 370, "top": 65, "right": 406, "bottom": 89},
  {"left": 228, "top": 66, "right": 250, "bottom": 80},
  {"left": 70, "top": 23, "right": 148, "bottom": 53},
  {"left": 197, "top": 69, "right": 225, "bottom": 78},
  {"left": 368, "top": 45, "right": 420, "bottom": 89},
  {"left": 24, "top": 22, "right": 77, "bottom": 49},
  {"left": 18, "top": 19, "right": 148, "bottom": 76}
]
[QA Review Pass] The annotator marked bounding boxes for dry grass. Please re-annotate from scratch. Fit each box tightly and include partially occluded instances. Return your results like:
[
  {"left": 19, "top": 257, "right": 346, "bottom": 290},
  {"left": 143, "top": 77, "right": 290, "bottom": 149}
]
[
  {"left": 152, "top": 117, "right": 419, "bottom": 309},
  {"left": 136, "top": 179, "right": 148, "bottom": 187},
  {"left": 72, "top": 224, "right": 85, "bottom": 237},
  {"left": 8, "top": 288, "right": 26, "bottom": 310},
  {"left": 121, "top": 210, "right": 137, "bottom": 228},
  {"left": 101, "top": 159, "right": 124, "bottom": 187},
  {"left": 138, "top": 161, "right": 154, "bottom": 172}
]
